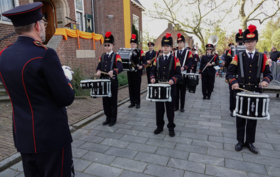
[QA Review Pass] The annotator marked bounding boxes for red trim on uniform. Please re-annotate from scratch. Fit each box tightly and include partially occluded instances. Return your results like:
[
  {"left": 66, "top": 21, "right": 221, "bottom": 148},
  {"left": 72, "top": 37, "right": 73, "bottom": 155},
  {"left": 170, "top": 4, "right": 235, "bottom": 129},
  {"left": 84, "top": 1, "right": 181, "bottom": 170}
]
[
  {"left": 22, "top": 57, "right": 42, "bottom": 153},
  {"left": 263, "top": 77, "right": 270, "bottom": 82},
  {"left": 61, "top": 148, "right": 64, "bottom": 177},
  {"left": 172, "top": 77, "right": 177, "bottom": 84},
  {"left": 262, "top": 54, "right": 268, "bottom": 73},
  {"left": 233, "top": 55, "right": 238, "bottom": 62},
  {"left": 3, "top": 4, "right": 43, "bottom": 16},
  {"left": 34, "top": 41, "right": 47, "bottom": 50},
  {"left": 150, "top": 76, "right": 155, "bottom": 79},
  {"left": 114, "top": 69, "right": 118, "bottom": 74},
  {"left": 184, "top": 65, "right": 188, "bottom": 70},
  {"left": 213, "top": 55, "right": 217, "bottom": 62},
  {"left": 228, "top": 49, "right": 231, "bottom": 54},
  {"left": 0, "top": 73, "right": 16, "bottom": 133},
  {"left": 229, "top": 78, "right": 236, "bottom": 84}
]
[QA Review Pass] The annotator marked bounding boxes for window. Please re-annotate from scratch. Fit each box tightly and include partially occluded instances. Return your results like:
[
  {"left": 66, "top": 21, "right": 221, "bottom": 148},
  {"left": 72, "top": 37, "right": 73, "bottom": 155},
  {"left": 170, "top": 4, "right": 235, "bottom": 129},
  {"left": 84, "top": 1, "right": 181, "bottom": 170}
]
[
  {"left": 0, "top": 0, "right": 19, "bottom": 23},
  {"left": 75, "top": 0, "right": 85, "bottom": 31},
  {"left": 133, "top": 14, "right": 139, "bottom": 31}
]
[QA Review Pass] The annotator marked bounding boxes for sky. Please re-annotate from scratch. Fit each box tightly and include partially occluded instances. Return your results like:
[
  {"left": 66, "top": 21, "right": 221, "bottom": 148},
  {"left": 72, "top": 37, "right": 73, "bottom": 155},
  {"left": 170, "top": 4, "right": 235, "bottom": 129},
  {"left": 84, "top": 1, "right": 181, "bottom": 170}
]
[{"left": 139, "top": 0, "right": 279, "bottom": 46}]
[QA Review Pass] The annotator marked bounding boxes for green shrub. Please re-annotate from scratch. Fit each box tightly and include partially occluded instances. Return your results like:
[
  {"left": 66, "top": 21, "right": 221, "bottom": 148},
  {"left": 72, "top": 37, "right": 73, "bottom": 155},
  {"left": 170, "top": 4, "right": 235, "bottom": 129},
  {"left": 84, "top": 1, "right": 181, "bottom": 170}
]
[
  {"left": 118, "top": 72, "right": 128, "bottom": 86},
  {"left": 71, "top": 67, "right": 90, "bottom": 96}
]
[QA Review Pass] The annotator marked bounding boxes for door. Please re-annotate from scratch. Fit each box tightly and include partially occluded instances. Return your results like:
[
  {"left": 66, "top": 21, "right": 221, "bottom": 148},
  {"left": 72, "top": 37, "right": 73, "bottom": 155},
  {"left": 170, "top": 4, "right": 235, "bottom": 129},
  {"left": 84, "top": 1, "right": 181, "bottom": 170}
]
[{"left": 41, "top": 1, "right": 55, "bottom": 44}]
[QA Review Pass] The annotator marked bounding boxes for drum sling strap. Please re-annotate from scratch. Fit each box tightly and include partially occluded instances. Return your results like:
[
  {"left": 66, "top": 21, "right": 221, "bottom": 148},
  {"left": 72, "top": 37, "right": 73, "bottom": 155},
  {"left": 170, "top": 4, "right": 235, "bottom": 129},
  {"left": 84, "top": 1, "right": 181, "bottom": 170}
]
[
  {"left": 256, "top": 52, "right": 263, "bottom": 85},
  {"left": 239, "top": 53, "right": 245, "bottom": 85},
  {"left": 101, "top": 53, "right": 116, "bottom": 79},
  {"left": 157, "top": 55, "right": 173, "bottom": 82}
]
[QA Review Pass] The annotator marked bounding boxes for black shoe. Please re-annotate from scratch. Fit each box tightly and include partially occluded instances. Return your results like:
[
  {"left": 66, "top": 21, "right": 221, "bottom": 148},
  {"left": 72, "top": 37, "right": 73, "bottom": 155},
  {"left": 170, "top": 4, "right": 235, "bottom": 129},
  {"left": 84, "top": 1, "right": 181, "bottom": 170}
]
[
  {"left": 245, "top": 142, "right": 259, "bottom": 154},
  {"left": 136, "top": 104, "right": 140, "bottom": 109},
  {"left": 169, "top": 130, "right": 175, "bottom": 137},
  {"left": 102, "top": 120, "right": 110, "bottom": 126},
  {"left": 203, "top": 96, "right": 206, "bottom": 100},
  {"left": 180, "top": 108, "right": 185, "bottom": 112},
  {"left": 174, "top": 108, "right": 179, "bottom": 111},
  {"left": 230, "top": 112, "right": 234, "bottom": 117},
  {"left": 235, "top": 142, "right": 244, "bottom": 151},
  {"left": 128, "top": 104, "right": 135, "bottom": 108},
  {"left": 109, "top": 122, "right": 116, "bottom": 127},
  {"left": 154, "top": 127, "right": 163, "bottom": 135}
]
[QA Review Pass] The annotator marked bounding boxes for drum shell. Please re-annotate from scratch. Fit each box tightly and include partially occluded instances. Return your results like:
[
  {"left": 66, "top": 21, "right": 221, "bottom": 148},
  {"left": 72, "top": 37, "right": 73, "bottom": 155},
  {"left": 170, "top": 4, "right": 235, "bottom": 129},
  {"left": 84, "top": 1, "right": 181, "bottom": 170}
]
[
  {"left": 148, "top": 86, "right": 169, "bottom": 100},
  {"left": 186, "top": 75, "right": 199, "bottom": 86},
  {"left": 188, "top": 85, "right": 197, "bottom": 93}
]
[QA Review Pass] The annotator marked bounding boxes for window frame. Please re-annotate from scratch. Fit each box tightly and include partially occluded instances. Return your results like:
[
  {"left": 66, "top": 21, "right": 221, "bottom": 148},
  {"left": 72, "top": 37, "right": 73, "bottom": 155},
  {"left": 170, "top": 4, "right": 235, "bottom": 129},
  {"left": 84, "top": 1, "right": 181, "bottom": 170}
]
[
  {"left": 74, "top": 0, "right": 85, "bottom": 31},
  {"left": 0, "top": 0, "right": 19, "bottom": 25},
  {"left": 132, "top": 14, "right": 139, "bottom": 31}
]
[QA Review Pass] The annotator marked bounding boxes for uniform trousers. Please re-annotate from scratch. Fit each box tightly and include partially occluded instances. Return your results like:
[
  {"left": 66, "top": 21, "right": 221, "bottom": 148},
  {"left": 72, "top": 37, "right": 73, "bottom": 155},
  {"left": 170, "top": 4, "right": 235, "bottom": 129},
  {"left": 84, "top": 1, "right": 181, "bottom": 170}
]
[
  {"left": 201, "top": 74, "right": 215, "bottom": 97},
  {"left": 175, "top": 82, "right": 187, "bottom": 109},
  {"left": 103, "top": 86, "right": 118, "bottom": 123},
  {"left": 127, "top": 70, "right": 142, "bottom": 105},
  {"left": 236, "top": 117, "right": 257, "bottom": 143},
  {"left": 228, "top": 83, "right": 236, "bottom": 112}
]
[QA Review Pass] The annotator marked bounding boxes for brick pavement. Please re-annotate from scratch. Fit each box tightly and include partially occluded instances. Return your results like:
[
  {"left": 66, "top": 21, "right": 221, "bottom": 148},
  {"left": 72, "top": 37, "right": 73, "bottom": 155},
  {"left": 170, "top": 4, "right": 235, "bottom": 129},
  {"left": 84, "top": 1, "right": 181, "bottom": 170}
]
[
  {"left": 0, "top": 75, "right": 148, "bottom": 162},
  {"left": 2, "top": 77, "right": 280, "bottom": 177}
]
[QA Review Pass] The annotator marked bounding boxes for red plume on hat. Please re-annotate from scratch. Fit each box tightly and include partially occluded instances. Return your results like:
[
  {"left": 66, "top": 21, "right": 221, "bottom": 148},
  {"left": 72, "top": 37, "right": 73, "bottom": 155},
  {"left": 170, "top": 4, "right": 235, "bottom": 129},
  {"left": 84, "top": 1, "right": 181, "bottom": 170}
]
[
  {"left": 166, "top": 33, "right": 171, "bottom": 38},
  {"left": 105, "top": 31, "right": 111, "bottom": 38},
  {"left": 131, "top": 34, "right": 136, "bottom": 39},
  {"left": 177, "top": 33, "right": 182, "bottom": 38},
  {"left": 239, "top": 29, "right": 242, "bottom": 35},
  {"left": 248, "top": 25, "right": 257, "bottom": 33}
]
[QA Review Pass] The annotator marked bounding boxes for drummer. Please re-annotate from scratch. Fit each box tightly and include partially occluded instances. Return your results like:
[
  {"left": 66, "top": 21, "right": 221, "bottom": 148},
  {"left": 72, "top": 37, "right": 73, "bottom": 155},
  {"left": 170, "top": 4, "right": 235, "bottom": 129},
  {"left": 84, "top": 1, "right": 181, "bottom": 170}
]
[
  {"left": 96, "top": 31, "right": 123, "bottom": 127},
  {"left": 226, "top": 25, "right": 272, "bottom": 154},
  {"left": 150, "top": 33, "right": 182, "bottom": 137},
  {"left": 145, "top": 42, "right": 157, "bottom": 84}
]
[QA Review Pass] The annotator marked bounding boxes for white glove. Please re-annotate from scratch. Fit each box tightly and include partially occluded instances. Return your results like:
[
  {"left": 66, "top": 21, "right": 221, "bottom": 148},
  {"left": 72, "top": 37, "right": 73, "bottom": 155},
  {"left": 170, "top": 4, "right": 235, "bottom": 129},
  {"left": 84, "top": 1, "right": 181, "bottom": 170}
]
[{"left": 62, "top": 65, "right": 74, "bottom": 81}]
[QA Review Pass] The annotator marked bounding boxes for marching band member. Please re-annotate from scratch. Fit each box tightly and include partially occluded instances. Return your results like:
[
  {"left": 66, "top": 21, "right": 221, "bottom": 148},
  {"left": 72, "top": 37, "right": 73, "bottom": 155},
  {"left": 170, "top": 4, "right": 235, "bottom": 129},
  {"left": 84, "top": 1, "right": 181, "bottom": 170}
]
[
  {"left": 96, "top": 31, "right": 123, "bottom": 127},
  {"left": 191, "top": 47, "right": 200, "bottom": 73},
  {"left": 226, "top": 25, "right": 272, "bottom": 154},
  {"left": 174, "top": 33, "right": 193, "bottom": 112},
  {"left": 0, "top": 3, "right": 75, "bottom": 176},
  {"left": 127, "top": 34, "right": 147, "bottom": 109},
  {"left": 224, "top": 30, "right": 244, "bottom": 117},
  {"left": 150, "top": 33, "right": 182, "bottom": 137},
  {"left": 145, "top": 42, "right": 157, "bottom": 84},
  {"left": 199, "top": 44, "right": 219, "bottom": 99}
]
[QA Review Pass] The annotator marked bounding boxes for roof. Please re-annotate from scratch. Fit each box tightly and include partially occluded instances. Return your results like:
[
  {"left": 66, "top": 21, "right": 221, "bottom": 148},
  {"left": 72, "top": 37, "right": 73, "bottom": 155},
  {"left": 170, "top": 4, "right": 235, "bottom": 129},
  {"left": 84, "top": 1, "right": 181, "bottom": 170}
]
[{"left": 131, "top": 0, "right": 145, "bottom": 11}]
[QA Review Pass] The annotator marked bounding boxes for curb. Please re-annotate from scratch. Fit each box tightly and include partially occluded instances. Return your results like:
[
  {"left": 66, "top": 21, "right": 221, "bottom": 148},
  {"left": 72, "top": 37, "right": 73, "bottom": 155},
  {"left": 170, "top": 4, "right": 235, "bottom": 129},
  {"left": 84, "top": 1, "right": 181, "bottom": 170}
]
[{"left": 0, "top": 88, "right": 147, "bottom": 172}]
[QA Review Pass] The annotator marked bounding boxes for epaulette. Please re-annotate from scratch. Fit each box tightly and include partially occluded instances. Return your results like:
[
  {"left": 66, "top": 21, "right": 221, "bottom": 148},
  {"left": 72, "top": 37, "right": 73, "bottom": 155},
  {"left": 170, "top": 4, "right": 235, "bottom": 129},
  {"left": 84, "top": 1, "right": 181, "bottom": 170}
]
[{"left": 34, "top": 40, "right": 47, "bottom": 50}]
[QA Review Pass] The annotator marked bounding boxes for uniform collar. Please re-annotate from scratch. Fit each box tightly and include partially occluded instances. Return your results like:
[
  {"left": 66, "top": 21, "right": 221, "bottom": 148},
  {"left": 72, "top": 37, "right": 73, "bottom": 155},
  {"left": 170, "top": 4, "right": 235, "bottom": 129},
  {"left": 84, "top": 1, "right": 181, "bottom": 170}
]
[
  {"left": 106, "top": 51, "right": 113, "bottom": 56},
  {"left": 17, "top": 35, "right": 36, "bottom": 41},
  {"left": 163, "top": 52, "right": 170, "bottom": 59},
  {"left": 246, "top": 49, "right": 256, "bottom": 58}
]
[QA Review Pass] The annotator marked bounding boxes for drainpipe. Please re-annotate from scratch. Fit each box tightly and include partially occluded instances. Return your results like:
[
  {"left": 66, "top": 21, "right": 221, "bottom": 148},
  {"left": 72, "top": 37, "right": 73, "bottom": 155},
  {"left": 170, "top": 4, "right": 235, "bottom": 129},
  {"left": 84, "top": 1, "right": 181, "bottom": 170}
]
[{"left": 91, "top": 0, "right": 95, "bottom": 32}]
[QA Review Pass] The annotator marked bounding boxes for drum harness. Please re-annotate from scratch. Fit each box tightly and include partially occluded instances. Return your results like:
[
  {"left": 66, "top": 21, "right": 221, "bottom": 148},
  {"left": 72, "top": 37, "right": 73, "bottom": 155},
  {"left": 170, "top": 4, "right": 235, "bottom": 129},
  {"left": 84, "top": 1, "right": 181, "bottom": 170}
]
[
  {"left": 238, "top": 52, "right": 263, "bottom": 92},
  {"left": 157, "top": 55, "right": 174, "bottom": 83},
  {"left": 175, "top": 50, "right": 189, "bottom": 84},
  {"left": 101, "top": 53, "right": 117, "bottom": 81}
]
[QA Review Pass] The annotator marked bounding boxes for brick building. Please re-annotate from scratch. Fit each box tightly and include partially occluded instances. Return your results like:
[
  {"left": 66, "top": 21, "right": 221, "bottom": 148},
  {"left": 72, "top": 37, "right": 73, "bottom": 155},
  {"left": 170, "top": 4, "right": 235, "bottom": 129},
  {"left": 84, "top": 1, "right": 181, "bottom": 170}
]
[
  {"left": 154, "top": 23, "right": 194, "bottom": 51},
  {"left": 0, "top": 0, "right": 144, "bottom": 77}
]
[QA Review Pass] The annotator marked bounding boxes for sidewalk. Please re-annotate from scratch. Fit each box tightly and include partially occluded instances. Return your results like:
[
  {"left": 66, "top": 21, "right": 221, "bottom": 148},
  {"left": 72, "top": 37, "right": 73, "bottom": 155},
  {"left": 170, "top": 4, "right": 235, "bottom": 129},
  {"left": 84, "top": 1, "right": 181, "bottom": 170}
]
[
  {"left": 2, "top": 77, "right": 280, "bottom": 177},
  {"left": 0, "top": 75, "right": 148, "bottom": 162}
]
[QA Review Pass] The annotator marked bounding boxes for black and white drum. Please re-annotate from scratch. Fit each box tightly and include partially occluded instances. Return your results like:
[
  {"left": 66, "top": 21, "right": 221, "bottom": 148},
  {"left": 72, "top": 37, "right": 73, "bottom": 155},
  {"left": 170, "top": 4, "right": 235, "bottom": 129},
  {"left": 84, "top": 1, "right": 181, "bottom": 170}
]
[
  {"left": 117, "top": 48, "right": 137, "bottom": 71},
  {"left": 80, "top": 79, "right": 112, "bottom": 98},
  {"left": 186, "top": 73, "right": 200, "bottom": 93},
  {"left": 233, "top": 92, "right": 270, "bottom": 120},
  {"left": 146, "top": 83, "right": 172, "bottom": 102}
]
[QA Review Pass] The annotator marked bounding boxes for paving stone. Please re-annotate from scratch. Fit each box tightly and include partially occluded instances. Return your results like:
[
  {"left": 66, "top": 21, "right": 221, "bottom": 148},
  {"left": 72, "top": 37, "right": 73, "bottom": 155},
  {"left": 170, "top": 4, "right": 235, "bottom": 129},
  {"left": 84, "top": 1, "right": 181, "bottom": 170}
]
[
  {"left": 196, "top": 129, "right": 223, "bottom": 137},
  {"left": 167, "top": 158, "right": 205, "bottom": 174},
  {"left": 259, "top": 148, "right": 280, "bottom": 159},
  {"left": 189, "top": 153, "right": 224, "bottom": 166},
  {"left": 126, "top": 143, "right": 158, "bottom": 154},
  {"left": 119, "top": 170, "right": 154, "bottom": 177},
  {"left": 112, "top": 123, "right": 133, "bottom": 129},
  {"left": 192, "top": 139, "right": 224, "bottom": 149},
  {"left": 81, "top": 151, "right": 116, "bottom": 165},
  {"left": 97, "top": 131, "right": 124, "bottom": 140},
  {"left": 78, "top": 135, "right": 105, "bottom": 143},
  {"left": 209, "top": 127, "right": 236, "bottom": 133},
  {"left": 184, "top": 171, "right": 211, "bottom": 177},
  {"left": 138, "top": 132, "right": 165, "bottom": 140},
  {"left": 200, "top": 114, "right": 221, "bottom": 119},
  {"left": 120, "top": 135, "right": 148, "bottom": 144},
  {"left": 208, "top": 135, "right": 236, "bottom": 144},
  {"left": 184, "top": 124, "right": 210, "bottom": 130},
  {"left": 134, "top": 152, "right": 169, "bottom": 166},
  {"left": 79, "top": 142, "right": 110, "bottom": 153},
  {"left": 93, "top": 125, "right": 118, "bottom": 133},
  {"left": 72, "top": 147, "right": 89, "bottom": 158},
  {"left": 180, "top": 132, "right": 208, "bottom": 140},
  {"left": 205, "top": 165, "right": 247, "bottom": 177},
  {"left": 73, "top": 158, "right": 92, "bottom": 172},
  {"left": 207, "top": 148, "right": 243, "bottom": 161},
  {"left": 247, "top": 173, "right": 269, "bottom": 177},
  {"left": 163, "top": 135, "right": 192, "bottom": 144},
  {"left": 243, "top": 153, "right": 280, "bottom": 167},
  {"left": 175, "top": 143, "right": 207, "bottom": 154},
  {"left": 198, "top": 121, "right": 222, "bottom": 127},
  {"left": 84, "top": 163, "right": 123, "bottom": 177},
  {"left": 225, "top": 159, "right": 267, "bottom": 175},
  {"left": 115, "top": 129, "right": 140, "bottom": 136},
  {"left": 146, "top": 139, "right": 176, "bottom": 149},
  {"left": 0, "top": 169, "right": 20, "bottom": 177},
  {"left": 10, "top": 162, "right": 23, "bottom": 172},
  {"left": 105, "top": 147, "right": 138, "bottom": 159},
  {"left": 156, "top": 147, "right": 189, "bottom": 160},
  {"left": 132, "top": 125, "right": 157, "bottom": 133},
  {"left": 265, "top": 166, "right": 280, "bottom": 177},
  {"left": 144, "top": 164, "right": 184, "bottom": 177},
  {"left": 72, "top": 129, "right": 89, "bottom": 139},
  {"left": 74, "top": 171, "right": 95, "bottom": 177},
  {"left": 111, "top": 157, "right": 147, "bottom": 173},
  {"left": 72, "top": 139, "right": 86, "bottom": 148},
  {"left": 126, "top": 121, "right": 149, "bottom": 126},
  {"left": 100, "top": 138, "right": 130, "bottom": 148}
]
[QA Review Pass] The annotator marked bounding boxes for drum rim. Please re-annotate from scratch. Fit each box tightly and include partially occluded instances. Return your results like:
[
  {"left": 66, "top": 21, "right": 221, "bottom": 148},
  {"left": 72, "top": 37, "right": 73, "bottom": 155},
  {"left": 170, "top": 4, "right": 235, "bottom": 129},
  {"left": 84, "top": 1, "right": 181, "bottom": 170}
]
[
  {"left": 81, "top": 79, "right": 111, "bottom": 83},
  {"left": 237, "top": 92, "right": 269, "bottom": 98},
  {"left": 235, "top": 113, "right": 270, "bottom": 120},
  {"left": 148, "top": 83, "right": 171, "bottom": 87},
  {"left": 186, "top": 73, "right": 199, "bottom": 76}
]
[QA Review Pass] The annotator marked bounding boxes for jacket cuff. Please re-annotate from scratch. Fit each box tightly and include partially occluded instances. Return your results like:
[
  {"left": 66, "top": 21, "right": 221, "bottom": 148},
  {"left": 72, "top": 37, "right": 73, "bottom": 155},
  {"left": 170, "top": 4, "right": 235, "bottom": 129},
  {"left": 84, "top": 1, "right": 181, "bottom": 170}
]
[
  {"left": 229, "top": 78, "right": 238, "bottom": 86},
  {"left": 184, "top": 66, "right": 188, "bottom": 70},
  {"left": 171, "top": 77, "right": 177, "bottom": 84},
  {"left": 113, "top": 69, "right": 118, "bottom": 75},
  {"left": 263, "top": 77, "right": 270, "bottom": 84}
]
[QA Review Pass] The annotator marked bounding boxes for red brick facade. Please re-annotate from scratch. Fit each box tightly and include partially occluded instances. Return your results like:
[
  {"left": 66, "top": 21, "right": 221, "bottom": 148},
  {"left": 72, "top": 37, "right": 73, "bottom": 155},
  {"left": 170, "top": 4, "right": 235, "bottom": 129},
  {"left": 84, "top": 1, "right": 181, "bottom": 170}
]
[{"left": 0, "top": 0, "right": 143, "bottom": 77}]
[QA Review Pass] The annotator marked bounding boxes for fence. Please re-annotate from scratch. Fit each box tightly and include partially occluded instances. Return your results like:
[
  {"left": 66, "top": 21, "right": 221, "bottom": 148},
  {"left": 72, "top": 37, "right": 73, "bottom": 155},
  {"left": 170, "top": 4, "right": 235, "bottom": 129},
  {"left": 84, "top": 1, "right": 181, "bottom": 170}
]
[{"left": 270, "top": 61, "right": 280, "bottom": 85}]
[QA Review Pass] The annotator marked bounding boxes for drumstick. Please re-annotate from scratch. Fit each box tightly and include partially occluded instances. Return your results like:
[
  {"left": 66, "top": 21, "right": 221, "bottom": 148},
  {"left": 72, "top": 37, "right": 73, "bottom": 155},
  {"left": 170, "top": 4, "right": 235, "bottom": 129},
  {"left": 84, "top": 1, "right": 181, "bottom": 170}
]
[
  {"left": 95, "top": 71, "right": 115, "bottom": 77},
  {"left": 237, "top": 88, "right": 251, "bottom": 93}
]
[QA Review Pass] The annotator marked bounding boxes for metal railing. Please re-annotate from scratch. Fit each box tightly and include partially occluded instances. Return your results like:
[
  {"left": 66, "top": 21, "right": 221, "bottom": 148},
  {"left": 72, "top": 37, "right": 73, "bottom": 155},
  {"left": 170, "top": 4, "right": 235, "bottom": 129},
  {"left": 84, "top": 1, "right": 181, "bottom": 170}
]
[
  {"left": 0, "top": 32, "right": 16, "bottom": 43},
  {"left": 270, "top": 61, "right": 280, "bottom": 85}
]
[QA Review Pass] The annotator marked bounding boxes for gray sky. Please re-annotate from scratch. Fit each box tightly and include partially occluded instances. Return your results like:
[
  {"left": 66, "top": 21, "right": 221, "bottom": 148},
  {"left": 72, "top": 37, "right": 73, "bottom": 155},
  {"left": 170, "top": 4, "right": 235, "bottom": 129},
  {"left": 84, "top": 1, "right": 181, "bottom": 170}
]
[{"left": 139, "top": 0, "right": 278, "bottom": 46}]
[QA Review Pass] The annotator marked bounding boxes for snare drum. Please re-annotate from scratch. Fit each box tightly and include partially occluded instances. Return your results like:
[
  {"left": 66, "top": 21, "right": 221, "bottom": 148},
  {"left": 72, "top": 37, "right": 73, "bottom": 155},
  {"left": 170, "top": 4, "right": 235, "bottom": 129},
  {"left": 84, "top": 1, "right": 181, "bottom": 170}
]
[
  {"left": 146, "top": 83, "right": 172, "bottom": 102},
  {"left": 80, "top": 79, "right": 112, "bottom": 97},
  {"left": 186, "top": 73, "right": 200, "bottom": 93},
  {"left": 117, "top": 48, "right": 136, "bottom": 71},
  {"left": 233, "top": 92, "right": 270, "bottom": 120}
]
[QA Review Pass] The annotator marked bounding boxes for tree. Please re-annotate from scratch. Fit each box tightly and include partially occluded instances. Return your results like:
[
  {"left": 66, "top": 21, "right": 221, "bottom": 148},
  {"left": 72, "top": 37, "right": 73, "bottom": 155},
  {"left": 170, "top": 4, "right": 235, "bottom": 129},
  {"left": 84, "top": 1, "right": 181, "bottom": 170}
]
[
  {"left": 147, "top": 0, "right": 232, "bottom": 50},
  {"left": 272, "top": 28, "right": 280, "bottom": 48},
  {"left": 142, "top": 26, "right": 157, "bottom": 51},
  {"left": 236, "top": 0, "right": 280, "bottom": 30}
]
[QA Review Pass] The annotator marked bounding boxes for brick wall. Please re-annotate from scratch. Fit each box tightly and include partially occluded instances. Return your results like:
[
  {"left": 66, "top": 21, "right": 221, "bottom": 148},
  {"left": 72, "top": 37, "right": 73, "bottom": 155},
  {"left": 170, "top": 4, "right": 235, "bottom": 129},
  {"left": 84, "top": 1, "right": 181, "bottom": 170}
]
[{"left": 130, "top": 3, "right": 143, "bottom": 49}]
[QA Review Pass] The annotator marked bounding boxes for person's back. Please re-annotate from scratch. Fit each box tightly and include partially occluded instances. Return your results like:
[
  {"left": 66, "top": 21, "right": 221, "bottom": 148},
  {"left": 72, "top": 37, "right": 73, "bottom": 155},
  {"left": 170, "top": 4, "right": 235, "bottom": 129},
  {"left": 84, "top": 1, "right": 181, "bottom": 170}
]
[{"left": 270, "top": 47, "right": 280, "bottom": 62}]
